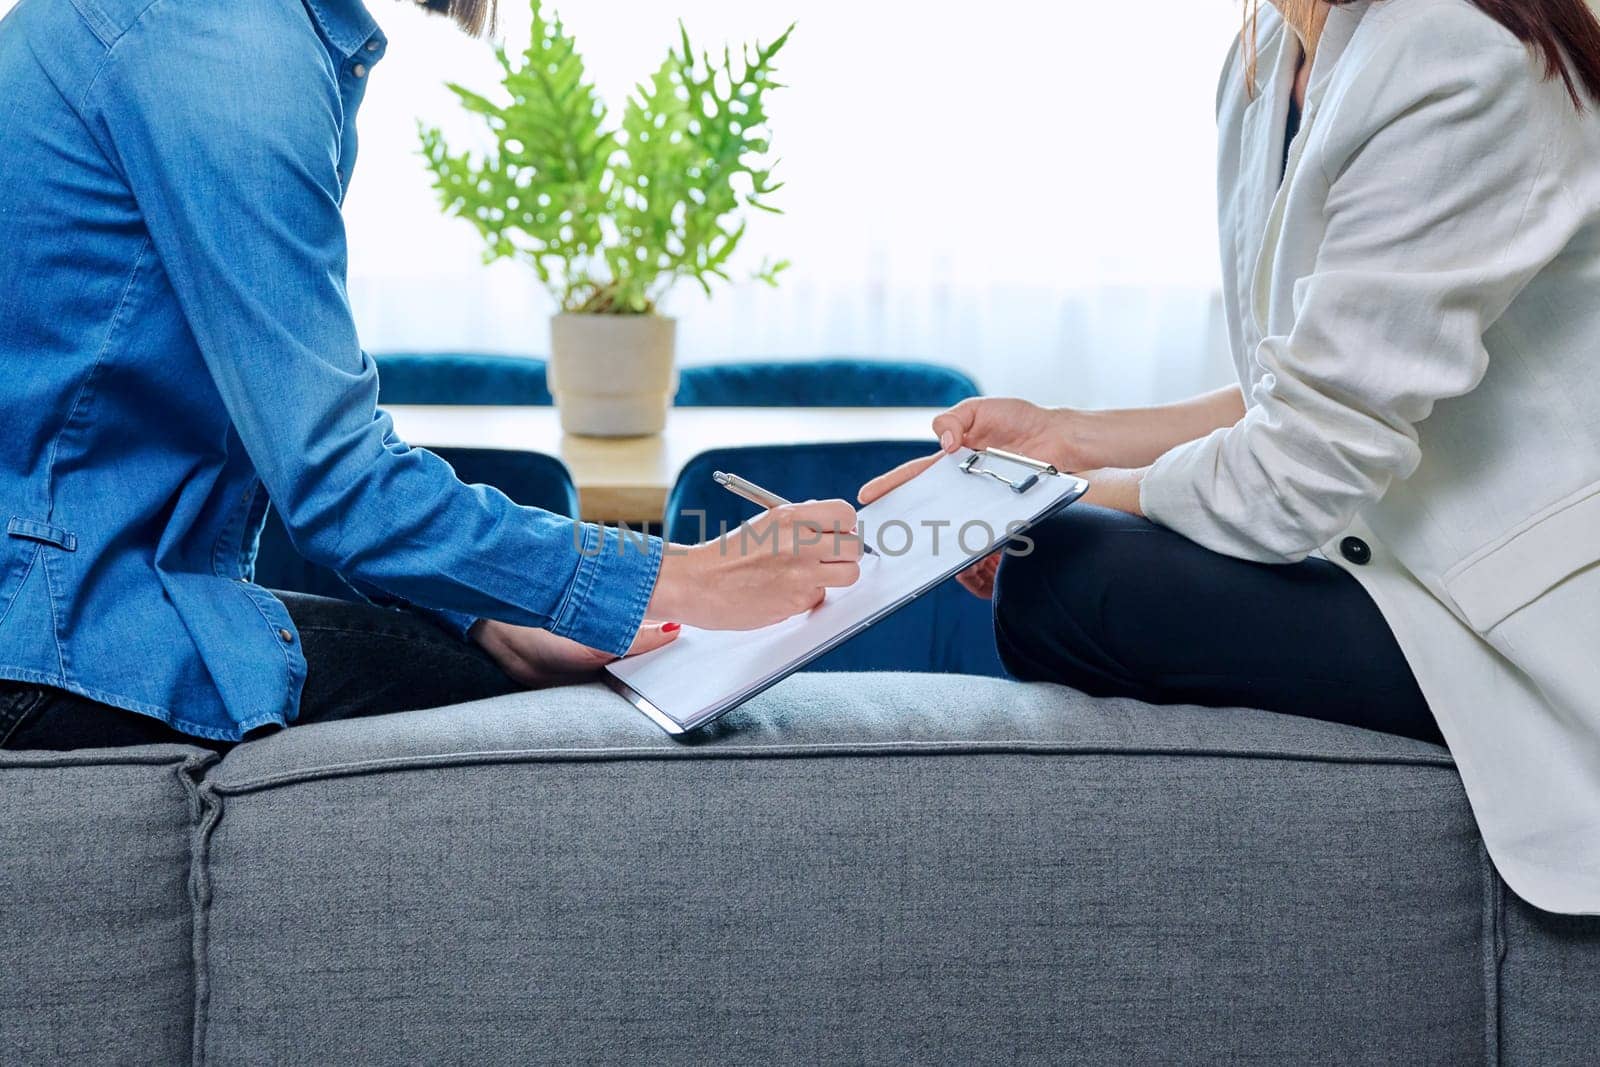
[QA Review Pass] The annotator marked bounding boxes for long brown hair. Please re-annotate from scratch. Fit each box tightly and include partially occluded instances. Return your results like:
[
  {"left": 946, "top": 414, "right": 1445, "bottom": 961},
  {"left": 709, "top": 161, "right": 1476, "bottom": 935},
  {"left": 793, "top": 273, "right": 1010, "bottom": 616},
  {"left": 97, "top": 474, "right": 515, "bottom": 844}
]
[
  {"left": 419, "top": 0, "right": 498, "bottom": 38},
  {"left": 1245, "top": 0, "right": 1600, "bottom": 109}
]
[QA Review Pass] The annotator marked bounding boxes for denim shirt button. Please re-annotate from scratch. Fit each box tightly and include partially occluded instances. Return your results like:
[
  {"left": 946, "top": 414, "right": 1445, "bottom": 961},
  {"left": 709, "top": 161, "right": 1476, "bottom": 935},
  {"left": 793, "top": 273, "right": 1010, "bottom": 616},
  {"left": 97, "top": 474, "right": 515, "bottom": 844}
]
[
  {"left": 351, "top": 63, "right": 368, "bottom": 79},
  {"left": 365, "top": 40, "right": 381, "bottom": 53},
  {"left": 277, "top": 628, "right": 294, "bottom": 644}
]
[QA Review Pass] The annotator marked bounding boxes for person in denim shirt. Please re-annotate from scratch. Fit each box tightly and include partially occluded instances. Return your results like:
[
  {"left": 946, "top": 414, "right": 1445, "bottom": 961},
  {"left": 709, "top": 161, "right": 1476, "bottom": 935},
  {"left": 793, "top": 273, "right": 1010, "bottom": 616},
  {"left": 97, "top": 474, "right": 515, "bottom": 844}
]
[{"left": 0, "top": 0, "right": 862, "bottom": 749}]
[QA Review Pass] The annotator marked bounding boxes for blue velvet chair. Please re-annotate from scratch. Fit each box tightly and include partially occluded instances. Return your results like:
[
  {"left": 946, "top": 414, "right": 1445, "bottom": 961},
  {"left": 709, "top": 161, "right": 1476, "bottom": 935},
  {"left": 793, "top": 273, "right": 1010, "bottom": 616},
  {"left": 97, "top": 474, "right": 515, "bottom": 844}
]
[
  {"left": 664, "top": 443, "right": 1006, "bottom": 677},
  {"left": 375, "top": 353, "right": 552, "bottom": 406},
  {"left": 676, "top": 359, "right": 979, "bottom": 408},
  {"left": 253, "top": 448, "right": 579, "bottom": 603}
]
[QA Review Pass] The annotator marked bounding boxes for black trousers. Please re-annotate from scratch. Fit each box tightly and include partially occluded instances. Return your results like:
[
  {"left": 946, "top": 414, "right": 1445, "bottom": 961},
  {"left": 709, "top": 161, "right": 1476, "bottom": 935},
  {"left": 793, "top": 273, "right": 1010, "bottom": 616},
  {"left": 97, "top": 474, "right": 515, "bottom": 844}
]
[
  {"left": 0, "top": 593, "right": 521, "bottom": 752},
  {"left": 992, "top": 506, "right": 1443, "bottom": 745}
]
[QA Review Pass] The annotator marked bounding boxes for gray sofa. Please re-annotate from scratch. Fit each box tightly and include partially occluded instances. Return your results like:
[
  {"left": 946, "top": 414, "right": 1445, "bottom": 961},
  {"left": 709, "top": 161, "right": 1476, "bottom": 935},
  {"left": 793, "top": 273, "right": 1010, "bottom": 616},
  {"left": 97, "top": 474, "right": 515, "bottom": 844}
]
[{"left": 3, "top": 674, "right": 1595, "bottom": 1065}]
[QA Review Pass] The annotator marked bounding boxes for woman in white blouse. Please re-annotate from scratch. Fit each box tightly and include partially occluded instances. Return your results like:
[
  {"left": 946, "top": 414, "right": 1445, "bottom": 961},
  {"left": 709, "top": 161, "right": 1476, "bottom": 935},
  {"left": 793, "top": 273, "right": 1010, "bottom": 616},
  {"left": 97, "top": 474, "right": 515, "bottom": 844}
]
[{"left": 864, "top": 0, "right": 1600, "bottom": 915}]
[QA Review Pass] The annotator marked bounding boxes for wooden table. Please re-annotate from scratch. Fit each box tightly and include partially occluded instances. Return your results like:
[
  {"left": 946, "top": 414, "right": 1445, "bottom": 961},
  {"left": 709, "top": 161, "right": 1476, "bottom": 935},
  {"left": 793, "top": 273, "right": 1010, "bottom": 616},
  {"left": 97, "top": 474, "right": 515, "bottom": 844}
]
[{"left": 386, "top": 405, "right": 945, "bottom": 524}]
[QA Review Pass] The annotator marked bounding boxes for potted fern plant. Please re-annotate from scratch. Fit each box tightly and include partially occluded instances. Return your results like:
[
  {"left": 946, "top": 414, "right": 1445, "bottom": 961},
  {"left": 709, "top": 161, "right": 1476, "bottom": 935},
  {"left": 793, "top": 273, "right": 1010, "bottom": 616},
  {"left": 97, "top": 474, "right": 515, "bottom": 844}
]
[{"left": 420, "top": 3, "right": 792, "bottom": 436}]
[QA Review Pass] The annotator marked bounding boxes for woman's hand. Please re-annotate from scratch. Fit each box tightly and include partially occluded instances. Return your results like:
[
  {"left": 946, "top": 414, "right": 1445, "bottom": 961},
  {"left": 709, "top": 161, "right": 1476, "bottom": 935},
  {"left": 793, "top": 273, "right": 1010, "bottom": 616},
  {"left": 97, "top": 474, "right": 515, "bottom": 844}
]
[
  {"left": 929, "top": 397, "right": 1101, "bottom": 470},
  {"left": 955, "top": 553, "right": 1002, "bottom": 600},
  {"left": 858, "top": 398, "right": 1098, "bottom": 506},
  {"left": 471, "top": 618, "right": 682, "bottom": 687},
  {"left": 648, "top": 499, "right": 864, "bottom": 630}
]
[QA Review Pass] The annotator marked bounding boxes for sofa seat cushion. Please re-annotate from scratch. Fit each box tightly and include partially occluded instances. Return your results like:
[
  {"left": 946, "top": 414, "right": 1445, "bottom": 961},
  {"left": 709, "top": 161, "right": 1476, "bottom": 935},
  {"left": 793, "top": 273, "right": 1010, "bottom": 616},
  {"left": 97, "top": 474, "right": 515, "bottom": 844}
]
[
  {"left": 0, "top": 745, "right": 214, "bottom": 1067},
  {"left": 198, "top": 674, "right": 1488, "bottom": 1066}
]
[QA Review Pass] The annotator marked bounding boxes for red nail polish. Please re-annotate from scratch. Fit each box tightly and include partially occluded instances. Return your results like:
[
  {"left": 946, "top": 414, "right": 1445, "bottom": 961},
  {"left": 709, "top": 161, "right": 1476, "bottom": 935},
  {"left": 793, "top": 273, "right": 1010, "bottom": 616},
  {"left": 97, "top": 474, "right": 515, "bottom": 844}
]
[{"left": 662, "top": 622, "right": 681, "bottom": 633}]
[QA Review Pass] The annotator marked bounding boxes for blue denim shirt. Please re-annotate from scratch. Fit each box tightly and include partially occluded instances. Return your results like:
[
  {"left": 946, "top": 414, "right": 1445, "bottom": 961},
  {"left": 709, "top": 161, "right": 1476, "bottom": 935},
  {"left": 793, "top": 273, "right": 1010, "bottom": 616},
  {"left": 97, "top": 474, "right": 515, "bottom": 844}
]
[{"left": 0, "top": 0, "right": 663, "bottom": 740}]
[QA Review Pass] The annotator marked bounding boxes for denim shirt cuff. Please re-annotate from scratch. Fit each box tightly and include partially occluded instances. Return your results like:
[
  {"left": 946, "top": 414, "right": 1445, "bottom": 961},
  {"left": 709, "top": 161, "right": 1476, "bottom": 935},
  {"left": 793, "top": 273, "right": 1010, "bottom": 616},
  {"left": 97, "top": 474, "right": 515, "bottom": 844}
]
[{"left": 549, "top": 524, "right": 664, "bottom": 656}]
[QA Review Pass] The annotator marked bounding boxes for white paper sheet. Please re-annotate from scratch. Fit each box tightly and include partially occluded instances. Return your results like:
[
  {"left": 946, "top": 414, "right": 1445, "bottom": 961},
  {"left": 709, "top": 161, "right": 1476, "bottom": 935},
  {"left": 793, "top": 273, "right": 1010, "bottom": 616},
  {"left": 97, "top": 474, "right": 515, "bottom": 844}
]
[{"left": 606, "top": 449, "right": 1087, "bottom": 733}]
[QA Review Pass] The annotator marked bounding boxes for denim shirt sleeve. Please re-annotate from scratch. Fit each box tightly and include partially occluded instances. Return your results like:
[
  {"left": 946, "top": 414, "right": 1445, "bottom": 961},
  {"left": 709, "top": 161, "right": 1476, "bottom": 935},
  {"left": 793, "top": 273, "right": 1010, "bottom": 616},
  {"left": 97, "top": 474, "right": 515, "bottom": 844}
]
[{"left": 79, "top": 0, "right": 660, "bottom": 656}]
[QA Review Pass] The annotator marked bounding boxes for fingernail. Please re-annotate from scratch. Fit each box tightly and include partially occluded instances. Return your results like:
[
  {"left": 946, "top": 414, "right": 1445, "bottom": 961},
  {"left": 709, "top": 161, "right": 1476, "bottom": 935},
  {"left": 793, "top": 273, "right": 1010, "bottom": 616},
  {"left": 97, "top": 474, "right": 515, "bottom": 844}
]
[
  {"left": 940, "top": 430, "right": 955, "bottom": 451},
  {"left": 661, "top": 622, "right": 681, "bottom": 633}
]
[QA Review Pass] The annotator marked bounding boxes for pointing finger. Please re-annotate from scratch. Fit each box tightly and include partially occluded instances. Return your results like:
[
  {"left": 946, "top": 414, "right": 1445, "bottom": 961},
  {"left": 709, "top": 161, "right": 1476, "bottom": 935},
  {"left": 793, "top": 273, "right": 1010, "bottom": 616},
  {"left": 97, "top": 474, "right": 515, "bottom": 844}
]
[{"left": 859, "top": 452, "right": 941, "bottom": 505}]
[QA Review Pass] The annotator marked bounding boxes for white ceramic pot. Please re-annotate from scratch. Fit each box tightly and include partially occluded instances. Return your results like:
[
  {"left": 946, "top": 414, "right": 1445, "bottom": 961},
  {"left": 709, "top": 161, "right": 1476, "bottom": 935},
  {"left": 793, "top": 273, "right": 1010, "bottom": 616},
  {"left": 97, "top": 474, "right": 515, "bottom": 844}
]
[{"left": 547, "top": 313, "right": 677, "bottom": 437}]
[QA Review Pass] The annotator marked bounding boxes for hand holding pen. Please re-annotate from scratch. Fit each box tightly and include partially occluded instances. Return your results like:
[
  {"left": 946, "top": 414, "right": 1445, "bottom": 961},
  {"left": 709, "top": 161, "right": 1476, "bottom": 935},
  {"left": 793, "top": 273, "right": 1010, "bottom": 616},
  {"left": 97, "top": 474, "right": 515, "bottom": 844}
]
[{"left": 713, "top": 471, "right": 878, "bottom": 556}]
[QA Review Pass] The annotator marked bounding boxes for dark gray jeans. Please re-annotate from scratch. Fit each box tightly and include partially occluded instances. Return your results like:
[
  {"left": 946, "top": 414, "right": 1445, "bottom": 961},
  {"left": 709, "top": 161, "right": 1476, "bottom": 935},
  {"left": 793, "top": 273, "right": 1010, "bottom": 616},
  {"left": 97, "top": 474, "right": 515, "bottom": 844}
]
[{"left": 0, "top": 593, "right": 520, "bottom": 752}]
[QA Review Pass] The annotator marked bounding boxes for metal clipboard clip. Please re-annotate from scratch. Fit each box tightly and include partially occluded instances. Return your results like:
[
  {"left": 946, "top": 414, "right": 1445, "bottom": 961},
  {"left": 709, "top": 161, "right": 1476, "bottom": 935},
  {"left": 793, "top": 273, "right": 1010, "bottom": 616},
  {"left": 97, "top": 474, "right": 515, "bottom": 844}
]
[{"left": 958, "top": 448, "right": 1060, "bottom": 494}]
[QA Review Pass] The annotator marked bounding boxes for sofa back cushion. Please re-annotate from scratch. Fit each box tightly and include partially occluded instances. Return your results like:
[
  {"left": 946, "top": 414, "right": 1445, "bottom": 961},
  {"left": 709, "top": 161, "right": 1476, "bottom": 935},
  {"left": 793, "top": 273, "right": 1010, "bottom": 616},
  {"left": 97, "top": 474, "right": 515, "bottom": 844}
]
[{"left": 198, "top": 676, "right": 1493, "bottom": 1066}]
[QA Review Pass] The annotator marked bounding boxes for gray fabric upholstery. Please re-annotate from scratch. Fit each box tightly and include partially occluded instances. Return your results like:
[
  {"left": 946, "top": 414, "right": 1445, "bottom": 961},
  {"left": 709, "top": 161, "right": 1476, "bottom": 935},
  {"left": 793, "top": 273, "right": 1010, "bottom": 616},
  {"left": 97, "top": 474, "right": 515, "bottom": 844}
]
[
  {"left": 1499, "top": 895, "right": 1600, "bottom": 1065},
  {"left": 197, "top": 675, "right": 1492, "bottom": 1066},
  {"left": 4, "top": 676, "right": 1595, "bottom": 1064},
  {"left": 0, "top": 746, "right": 214, "bottom": 1067}
]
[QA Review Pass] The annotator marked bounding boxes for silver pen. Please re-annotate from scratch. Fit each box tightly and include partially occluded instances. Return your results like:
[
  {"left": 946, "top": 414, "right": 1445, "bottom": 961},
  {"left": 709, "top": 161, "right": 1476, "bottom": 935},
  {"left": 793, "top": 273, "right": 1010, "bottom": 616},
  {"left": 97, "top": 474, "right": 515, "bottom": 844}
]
[{"left": 712, "top": 470, "right": 877, "bottom": 556}]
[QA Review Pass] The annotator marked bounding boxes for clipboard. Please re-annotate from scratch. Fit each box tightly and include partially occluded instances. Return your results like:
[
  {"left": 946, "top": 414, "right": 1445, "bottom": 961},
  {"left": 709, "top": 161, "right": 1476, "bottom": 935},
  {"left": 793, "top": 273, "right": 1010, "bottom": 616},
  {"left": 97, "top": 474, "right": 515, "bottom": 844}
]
[{"left": 605, "top": 447, "right": 1089, "bottom": 735}]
